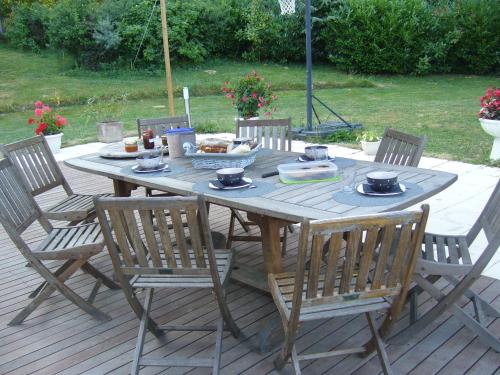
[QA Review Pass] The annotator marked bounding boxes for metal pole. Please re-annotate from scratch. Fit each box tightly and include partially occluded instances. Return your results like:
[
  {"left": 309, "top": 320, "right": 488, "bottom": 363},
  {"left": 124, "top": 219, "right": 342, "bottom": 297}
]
[
  {"left": 305, "top": 0, "right": 313, "bottom": 131},
  {"left": 183, "top": 87, "right": 192, "bottom": 127},
  {"left": 159, "top": 0, "right": 175, "bottom": 115}
]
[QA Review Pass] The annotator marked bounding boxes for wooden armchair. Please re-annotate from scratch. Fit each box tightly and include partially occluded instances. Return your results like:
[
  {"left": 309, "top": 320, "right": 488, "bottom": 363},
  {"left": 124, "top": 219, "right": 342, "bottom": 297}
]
[
  {"left": 0, "top": 158, "right": 118, "bottom": 326},
  {"left": 95, "top": 195, "right": 240, "bottom": 374},
  {"left": 393, "top": 179, "right": 500, "bottom": 352},
  {"left": 269, "top": 206, "right": 429, "bottom": 374},
  {"left": 227, "top": 118, "right": 293, "bottom": 254},
  {"left": 375, "top": 127, "right": 427, "bottom": 167},
  {"left": 136, "top": 115, "right": 189, "bottom": 138},
  {"left": 0, "top": 135, "right": 112, "bottom": 224}
]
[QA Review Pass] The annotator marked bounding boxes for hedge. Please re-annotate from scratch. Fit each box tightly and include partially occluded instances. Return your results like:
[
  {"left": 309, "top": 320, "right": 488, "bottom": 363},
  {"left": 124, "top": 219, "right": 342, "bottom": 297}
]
[{"left": 4, "top": 0, "right": 499, "bottom": 74}]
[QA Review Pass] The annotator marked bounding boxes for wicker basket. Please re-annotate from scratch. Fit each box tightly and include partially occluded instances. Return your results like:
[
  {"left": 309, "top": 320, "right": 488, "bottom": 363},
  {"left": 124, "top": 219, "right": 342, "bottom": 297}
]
[{"left": 185, "top": 145, "right": 261, "bottom": 169}]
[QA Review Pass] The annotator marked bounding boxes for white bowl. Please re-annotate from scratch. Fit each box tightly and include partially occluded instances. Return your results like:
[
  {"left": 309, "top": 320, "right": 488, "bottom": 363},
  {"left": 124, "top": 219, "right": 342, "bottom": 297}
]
[{"left": 137, "top": 154, "right": 161, "bottom": 169}]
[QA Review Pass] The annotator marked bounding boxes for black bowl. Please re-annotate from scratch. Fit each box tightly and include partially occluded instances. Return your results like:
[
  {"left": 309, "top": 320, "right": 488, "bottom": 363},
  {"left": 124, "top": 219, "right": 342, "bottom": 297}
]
[
  {"left": 366, "top": 171, "right": 398, "bottom": 192},
  {"left": 216, "top": 167, "right": 244, "bottom": 186}
]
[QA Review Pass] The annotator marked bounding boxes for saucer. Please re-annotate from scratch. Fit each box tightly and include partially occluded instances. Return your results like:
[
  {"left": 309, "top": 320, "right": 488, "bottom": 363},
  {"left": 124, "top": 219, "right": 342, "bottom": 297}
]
[
  {"left": 132, "top": 163, "right": 169, "bottom": 173},
  {"left": 297, "top": 154, "right": 335, "bottom": 162},
  {"left": 209, "top": 177, "right": 253, "bottom": 190},
  {"left": 356, "top": 183, "right": 406, "bottom": 196}
]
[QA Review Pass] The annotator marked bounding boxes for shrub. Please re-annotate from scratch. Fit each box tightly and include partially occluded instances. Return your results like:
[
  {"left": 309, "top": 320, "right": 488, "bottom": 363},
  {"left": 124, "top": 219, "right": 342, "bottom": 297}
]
[{"left": 5, "top": 3, "right": 50, "bottom": 52}]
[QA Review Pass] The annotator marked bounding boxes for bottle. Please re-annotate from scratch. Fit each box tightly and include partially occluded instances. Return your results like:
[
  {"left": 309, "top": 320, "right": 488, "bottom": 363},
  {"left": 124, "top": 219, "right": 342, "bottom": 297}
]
[{"left": 142, "top": 131, "right": 154, "bottom": 149}]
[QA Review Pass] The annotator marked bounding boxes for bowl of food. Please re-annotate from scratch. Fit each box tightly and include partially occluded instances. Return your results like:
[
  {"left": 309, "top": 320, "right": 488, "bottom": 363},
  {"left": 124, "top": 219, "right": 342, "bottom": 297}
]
[
  {"left": 366, "top": 171, "right": 398, "bottom": 192},
  {"left": 304, "top": 145, "right": 329, "bottom": 160},
  {"left": 137, "top": 153, "right": 161, "bottom": 169},
  {"left": 216, "top": 167, "right": 245, "bottom": 186}
]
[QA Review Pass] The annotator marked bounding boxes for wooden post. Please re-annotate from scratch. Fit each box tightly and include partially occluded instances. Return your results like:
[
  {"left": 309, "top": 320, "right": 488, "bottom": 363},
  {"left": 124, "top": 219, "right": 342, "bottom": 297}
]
[{"left": 159, "top": 0, "right": 175, "bottom": 115}]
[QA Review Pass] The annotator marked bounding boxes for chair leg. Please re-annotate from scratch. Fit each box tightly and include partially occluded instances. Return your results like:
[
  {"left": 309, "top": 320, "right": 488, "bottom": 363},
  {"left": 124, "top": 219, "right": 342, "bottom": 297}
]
[
  {"left": 29, "top": 259, "right": 74, "bottom": 298},
  {"left": 81, "top": 262, "right": 121, "bottom": 290},
  {"left": 226, "top": 210, "right": 236, "bottom": 249},
  {"left": 215, "top": 290, "right": 240, "bottom": 338},
  {"left": 131, "top": 288, "right": 154, "bottom": 375},
  {"left": 274, "top": 344, "right": 301, "bottom": 374},
  {"left": 393, "top": 274, "right": 500, "bottom": 352},
  {"left": 409, "top": 289, "right": 419, "bottom": 324},
  {"left": 212, "top": 317, "right": 225, "bottom": 375},
  {"left": 366, "top": 312, "right": 393, "bottom": 375}
]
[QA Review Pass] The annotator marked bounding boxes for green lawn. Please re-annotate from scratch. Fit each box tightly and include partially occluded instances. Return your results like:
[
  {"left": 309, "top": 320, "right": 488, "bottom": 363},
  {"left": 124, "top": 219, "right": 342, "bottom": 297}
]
[{"left": 0, "top": 45, "right": 499, "bottom": 165}]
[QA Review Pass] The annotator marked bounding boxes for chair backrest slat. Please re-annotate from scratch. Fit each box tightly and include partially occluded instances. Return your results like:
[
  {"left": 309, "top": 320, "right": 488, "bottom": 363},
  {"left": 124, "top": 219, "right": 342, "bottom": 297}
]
[
  {"left": 374, "top": 128, "right": 427, "bottom": 167},
  {"left": 1, "top": 136, "right": 70, "bottom": 196},
  {"left": 95, "top": 196, "right": 219, "bottom": 279},
  {"left": 322, "top": 232, "right": 343, "bottom": 296},
  {"left": 236, "top": 118, "right": 292, "bottom": 152},
  {"left": 467, "top": 180, "right": 500, "bottom": 245},
  {"left": 0, "top": 158, "right": 45, "bottom": 235},
  {"left": 137, "top": 115, "right": 189, "bottom": 138},
  {"left": 292, "top": 207, "right": 429, "bottom": 316}
]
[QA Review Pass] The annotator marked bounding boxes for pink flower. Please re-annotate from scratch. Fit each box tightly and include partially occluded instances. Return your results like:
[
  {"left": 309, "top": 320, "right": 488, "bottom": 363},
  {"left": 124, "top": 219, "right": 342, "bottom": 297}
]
[
  {"left": 264, "top": 111, "right": 271, "bottom": 117},
  {"left": 495, "top": 89, "right": 500, "bottom": 97},
  {"left": 34, "top": 101, "right": 43, "bottom": 108},
  {"left": 242, "top": 96, "right": 249, "bottom": 103},
  {"left": 42, "top": 105, "right": 51, "bottom": 112},
  {"left": 258, "top": 96, "right": 264, "bottom": 102},
  {"left": 258, "top": 103, "right": 263, "bottom": 108},
  {"left": 251, "top": 92, "right": 257, "bottom": 99},
  {"left": 226, "top": 93, "right": 232, "bottom": 98},
  {"left": 59, "top": 117, "right": 67, "bottom": 125},
  {"left": 34, "top": 108, "right": 43, "bottom": 117}
]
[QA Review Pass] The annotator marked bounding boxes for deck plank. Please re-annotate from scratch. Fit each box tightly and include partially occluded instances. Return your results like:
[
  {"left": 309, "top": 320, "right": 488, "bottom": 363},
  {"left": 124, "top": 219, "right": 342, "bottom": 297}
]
[{"left": 0, "top": 164, "right": 497, "bottom": 375}]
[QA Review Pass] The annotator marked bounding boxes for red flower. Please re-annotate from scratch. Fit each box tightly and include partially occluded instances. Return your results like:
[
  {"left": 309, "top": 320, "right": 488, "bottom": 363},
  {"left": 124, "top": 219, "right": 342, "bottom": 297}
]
[
  {"left": 35, "top": 123, "right": 47, "bottom": 135},
  {"left": 28, "top": 117, "right": 34, "bottom": 125},
  {"left": 257, "top": 103, "right": 263, "bottom": 108},
  {"left": 251, "top": 92, "right": 257, "bottom": 99},
  {"left": 34, "top": 101, "right": 43, "bottom": 108}
]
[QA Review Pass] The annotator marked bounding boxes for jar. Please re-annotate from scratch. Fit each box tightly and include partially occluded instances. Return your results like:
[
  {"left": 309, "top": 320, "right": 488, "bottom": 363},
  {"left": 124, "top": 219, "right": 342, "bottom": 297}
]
[
  {"left": 124, "top": 139, "right": 138, "bottom": 153},
  {"left": 161, "top": 135, "right": 168, "bottom": 146},
  {"left": 142, "top": 131, "right": 154, "bottom": 150},
  {"left": 166, "top": 128, "right": 196, "bottom": 158}
]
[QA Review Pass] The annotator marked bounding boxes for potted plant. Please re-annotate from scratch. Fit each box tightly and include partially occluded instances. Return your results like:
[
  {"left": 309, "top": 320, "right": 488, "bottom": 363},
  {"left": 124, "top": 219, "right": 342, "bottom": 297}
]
[
  {"left": 85, "top": 94, "right": 127, "bottom": 143},
  {"left": 357, "top": 130, "right": 381, "bottom": 155},
  {"left": 28, "top": 101, "right": 67, "bottom": 153},
  {"left": 478, "top": 87, "right": 500, "bottom": 160},
  {"left": 222, "top": 71, "right": 277, "bottom": 119}
]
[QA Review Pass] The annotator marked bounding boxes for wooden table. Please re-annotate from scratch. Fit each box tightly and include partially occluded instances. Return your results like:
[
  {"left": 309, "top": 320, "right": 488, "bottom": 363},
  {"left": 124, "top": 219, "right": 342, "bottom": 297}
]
[{"left": 65, "top": 150, "right": 457, "bottom": 291}]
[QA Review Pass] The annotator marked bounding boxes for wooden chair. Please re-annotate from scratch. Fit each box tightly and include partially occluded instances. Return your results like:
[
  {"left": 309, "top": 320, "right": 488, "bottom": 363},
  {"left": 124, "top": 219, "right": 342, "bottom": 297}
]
[
  {"left": 0, "top": 158, "right": 119, "bottom": 326},
  {"left": 0, "top": 135, "right": 112, "bottom": 224},
  {"left": 227, "top": 118, "right": 293, "bottom": 254},
  {"left": 137, "top": 115, "right": 189, "bottom": 197},
  {"left": 94, "top": 195, "right": 240, "bottom": 375},
  {"left": 136, "top": 115, "right": 189, "bottom": 138},
  {"left": 393, "top": 179, "right": 500, "bottom": 352},
  {"left": 375, "top": 127, "right": 427, "bottom": 167},
  {"left": 269, "top": 205, "right": 429, "bottom": 374}
]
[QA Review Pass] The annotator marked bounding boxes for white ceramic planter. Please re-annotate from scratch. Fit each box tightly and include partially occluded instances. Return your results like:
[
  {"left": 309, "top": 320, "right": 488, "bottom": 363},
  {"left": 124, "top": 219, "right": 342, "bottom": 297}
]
[
  {"left": 480, "top": 118, "right": 500, "bottom": 160},
  {"left": 360, "top": 140, "right": 381, "bottom": 156},
  {"left": 44, "top": 133, "right": 63, "bottom": 154}
]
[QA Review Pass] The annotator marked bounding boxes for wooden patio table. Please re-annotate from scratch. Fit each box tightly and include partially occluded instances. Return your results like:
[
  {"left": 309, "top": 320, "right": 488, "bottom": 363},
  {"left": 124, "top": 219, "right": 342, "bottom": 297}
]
[{"left": 65, "top": 150, "right": 457, "bottom": 292}]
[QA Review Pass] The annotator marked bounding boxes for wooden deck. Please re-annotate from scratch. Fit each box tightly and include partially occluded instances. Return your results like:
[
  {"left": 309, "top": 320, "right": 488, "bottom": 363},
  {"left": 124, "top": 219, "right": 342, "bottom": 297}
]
[{"left": 0, "top": 164, "right": 499, "bottom": 375}]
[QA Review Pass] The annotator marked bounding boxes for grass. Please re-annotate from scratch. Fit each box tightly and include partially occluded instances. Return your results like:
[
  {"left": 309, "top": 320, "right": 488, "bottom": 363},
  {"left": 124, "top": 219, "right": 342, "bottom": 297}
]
[{"left": 1, "top": 45, "right": 499, "bottom": 165}]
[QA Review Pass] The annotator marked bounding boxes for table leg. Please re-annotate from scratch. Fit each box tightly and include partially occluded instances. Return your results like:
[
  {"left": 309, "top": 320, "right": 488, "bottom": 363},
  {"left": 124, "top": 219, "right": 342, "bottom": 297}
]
[
  {"left": 230, "top": 213, "right": 289, "bottom": 291},
  {"left": 113, "top": 179, "right": 138, "bottom": 197}
]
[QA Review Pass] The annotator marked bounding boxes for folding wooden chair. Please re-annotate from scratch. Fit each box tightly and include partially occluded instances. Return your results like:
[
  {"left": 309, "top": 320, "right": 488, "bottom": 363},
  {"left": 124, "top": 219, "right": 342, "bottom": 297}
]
[
  {"left": 95, "top": 195, "right": 240, "bottom": 375},
  {"left": 393, "top": 180, "right": 500, "bottom": 352},
  {"left": 0, "top": 158, "right": 118, "bottom": 326},
  {"left": 1, "top": 135, "right": 112, "bottom": 224},
  {"left": 269, "top": 205, "right": 429, "bottom": 374},
  {"left": 227, "top": 118, "right": 293, "bottom": 255},
  {"left": 137, "top": 115, "right": 190, "bottom": 197},
  {"left": 136, "top": 114, "right": 189, "bottom": 137},
  {"left": 375, "top": 127, "right": 427, "bottom": 167}
]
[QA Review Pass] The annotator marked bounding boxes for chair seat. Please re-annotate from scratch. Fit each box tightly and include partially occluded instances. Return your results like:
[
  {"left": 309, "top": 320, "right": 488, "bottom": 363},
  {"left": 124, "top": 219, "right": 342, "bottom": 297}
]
[
  {"left": 33, "top": 223, "right": 104, "bottom": 260},
  {"left": 131, "top": 249, "right": 233, "bottom": 289},
  {"left": 270, "top": 272, "right": 392, "bottom": 322},
  {"left": 417, "top": 233, "right": 473, "bottom": 275},
  {"left": 44, "top": 193, "right": 114, "bottom": 221}
]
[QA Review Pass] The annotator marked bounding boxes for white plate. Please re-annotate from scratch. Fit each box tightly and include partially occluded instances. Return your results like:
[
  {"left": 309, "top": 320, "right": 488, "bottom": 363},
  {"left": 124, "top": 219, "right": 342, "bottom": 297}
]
[
  {"left": 132, "top": 163, "right": 169, "bottom": 173},
  {"left": 209, "top": 177, "right": 253, "bottom": 190},
  {"left": 356, "top": 183, "right": 406, "bottom": 196}
]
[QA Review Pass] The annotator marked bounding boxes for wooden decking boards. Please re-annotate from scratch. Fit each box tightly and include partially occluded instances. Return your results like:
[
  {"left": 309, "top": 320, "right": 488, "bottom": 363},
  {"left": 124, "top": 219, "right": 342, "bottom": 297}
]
[{"left": 0, "top": 164, "right": 499, "bottom": 375}]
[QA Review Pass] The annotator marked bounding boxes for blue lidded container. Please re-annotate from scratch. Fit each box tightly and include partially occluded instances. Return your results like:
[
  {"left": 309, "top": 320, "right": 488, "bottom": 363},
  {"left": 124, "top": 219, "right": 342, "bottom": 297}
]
[{"left": 166, "top": 127, "right": 196, "bottom": 158}]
